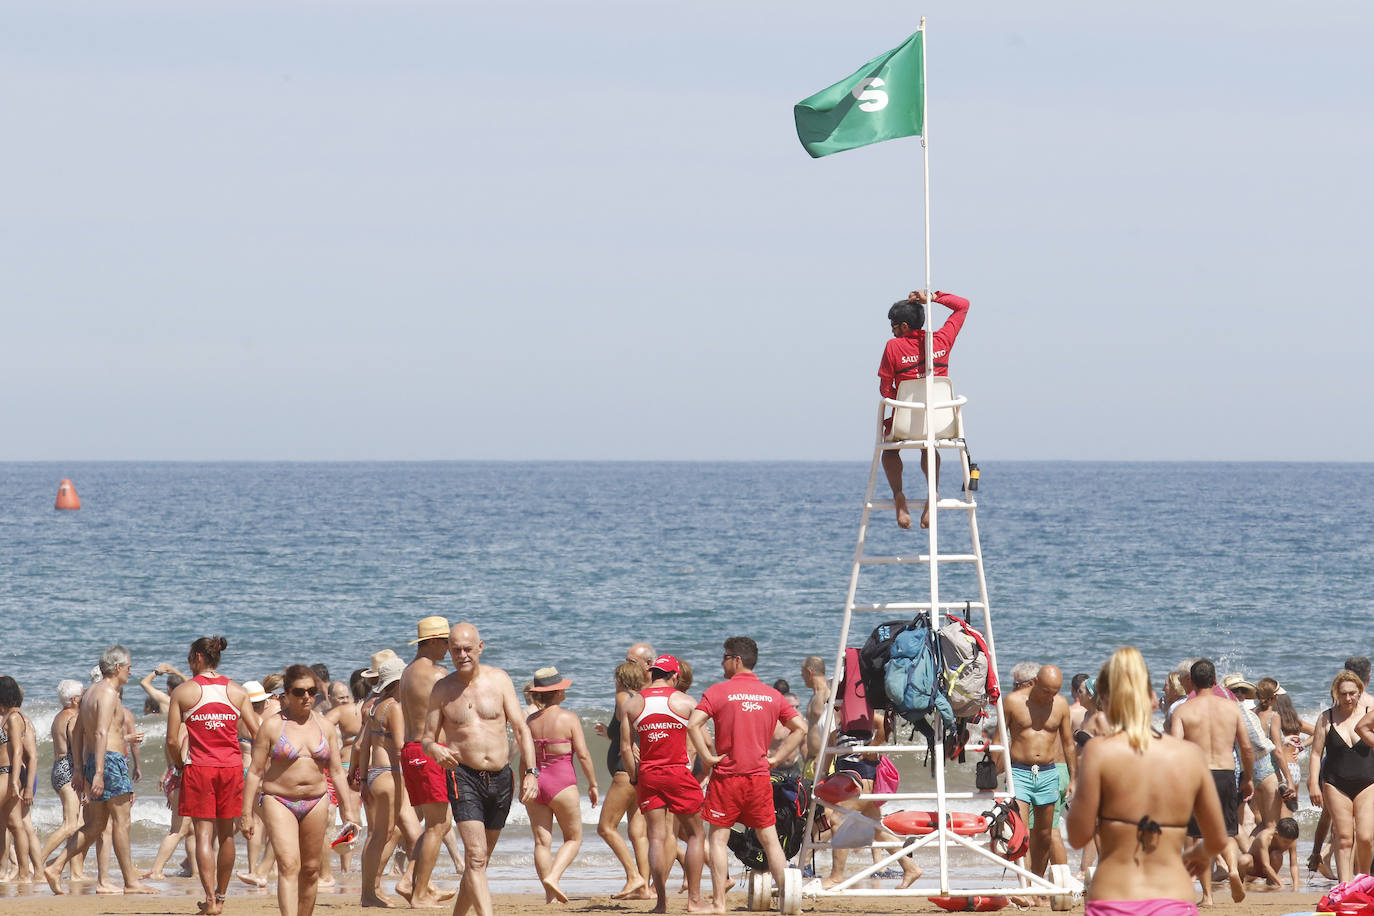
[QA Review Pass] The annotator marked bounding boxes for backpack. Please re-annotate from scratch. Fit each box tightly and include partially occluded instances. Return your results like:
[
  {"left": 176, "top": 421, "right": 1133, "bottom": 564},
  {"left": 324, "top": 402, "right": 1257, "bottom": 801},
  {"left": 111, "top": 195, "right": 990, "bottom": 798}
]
[
  {"left": 858, "top": 618, "right": 921, "bottom": 710},
  {"left": 727, "top": 775, "right": 811, "bottom": 870},
  {"left": 937, "top": 617, "right": 998, "bottom": 719},
  {"left": 884, "top": 615, "right": 955, "bottom": 732},
  {"left": 984, "top": 799, "right": 1028, "bottom": 861}
]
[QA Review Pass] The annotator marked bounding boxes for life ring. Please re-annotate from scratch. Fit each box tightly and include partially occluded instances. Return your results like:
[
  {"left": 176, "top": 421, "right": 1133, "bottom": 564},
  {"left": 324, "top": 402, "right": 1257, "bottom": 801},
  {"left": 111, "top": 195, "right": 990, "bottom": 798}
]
[
  {"left": 882, "top": 810, "right": 988, "bottom": 836},
  {"left": 931, "top": 895, "right": 1010, "bottom": 912}
]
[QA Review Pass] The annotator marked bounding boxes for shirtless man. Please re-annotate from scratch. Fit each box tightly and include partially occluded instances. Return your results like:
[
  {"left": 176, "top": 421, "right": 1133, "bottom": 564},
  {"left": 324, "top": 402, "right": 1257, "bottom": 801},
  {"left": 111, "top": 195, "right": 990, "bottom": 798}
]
[
  {"left": 1170, "top": 658, "right": 1253, "bottom": 905},
  {"left": 626, "top": 643, "right": 655, "bottom": 671},
  {"left": 44, "top": 645, "right": 156, "bottom": 895},
  {"left": 398, "top": 616, "right": 456, "bottom": 908},
  {"left": 799, "top": 656, "right": 829, "bottom": 777},
  {"left": 420, "top": 623, "right": 536, "bottom": 916},
  {"left": 1003, "top": 664, "right": 1075, "bottom": 879}
]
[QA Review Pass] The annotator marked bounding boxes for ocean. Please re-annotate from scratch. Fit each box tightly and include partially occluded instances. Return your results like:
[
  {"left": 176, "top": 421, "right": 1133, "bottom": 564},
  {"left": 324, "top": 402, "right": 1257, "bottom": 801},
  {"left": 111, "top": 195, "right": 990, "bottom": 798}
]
[{"left": 2, "top": 460, "right": 1370, "bottom": 888}]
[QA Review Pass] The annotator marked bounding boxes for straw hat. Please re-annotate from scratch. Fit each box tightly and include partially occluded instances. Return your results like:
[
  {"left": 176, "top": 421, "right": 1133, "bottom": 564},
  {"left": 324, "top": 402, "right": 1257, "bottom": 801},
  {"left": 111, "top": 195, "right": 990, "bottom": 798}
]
[
  {"left": 374, "top": 658, "right": 405, "bottom": 691},
  {"left": 530, "top": 666, "right": 572, "bottom": 692},
  {"left": 362, "top": 649, "right": 400, "bottom": 678},
  {"left": 408, "top": 616, "right": 451, "bottom": 645},
  {"left": 243, "top": 680, "right": 270, "bottom": 703},
  {"left": 1222, "top": 674, "right": 1256, "bottom": 694}
]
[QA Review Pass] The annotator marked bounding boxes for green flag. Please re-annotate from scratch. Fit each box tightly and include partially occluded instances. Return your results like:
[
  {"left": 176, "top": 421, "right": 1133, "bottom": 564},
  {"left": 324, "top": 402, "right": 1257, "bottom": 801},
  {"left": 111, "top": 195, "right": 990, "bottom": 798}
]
[{"left": 794, "top": 32, "right": 924, "bottom": 159}]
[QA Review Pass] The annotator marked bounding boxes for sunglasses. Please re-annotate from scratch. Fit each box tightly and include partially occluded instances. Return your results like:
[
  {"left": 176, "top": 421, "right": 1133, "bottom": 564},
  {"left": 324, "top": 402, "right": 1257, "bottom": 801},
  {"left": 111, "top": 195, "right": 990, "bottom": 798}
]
[{"left": 290, "top": 686, "right": 319, "bottom": 698}]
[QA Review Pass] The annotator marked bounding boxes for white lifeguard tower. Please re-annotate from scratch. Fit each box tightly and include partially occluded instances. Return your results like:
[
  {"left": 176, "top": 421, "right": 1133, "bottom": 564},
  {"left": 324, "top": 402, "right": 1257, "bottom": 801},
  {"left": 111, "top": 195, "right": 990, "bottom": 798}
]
[{"left": 755, "top": 374, "right": 1082, "bottom": 912}]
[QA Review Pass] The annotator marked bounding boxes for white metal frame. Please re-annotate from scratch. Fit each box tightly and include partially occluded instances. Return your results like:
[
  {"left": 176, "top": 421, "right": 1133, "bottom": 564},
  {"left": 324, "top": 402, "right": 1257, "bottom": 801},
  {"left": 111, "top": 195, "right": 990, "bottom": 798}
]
[{"left": 795, "top": 385, "right": 1081, "bottom": 904}]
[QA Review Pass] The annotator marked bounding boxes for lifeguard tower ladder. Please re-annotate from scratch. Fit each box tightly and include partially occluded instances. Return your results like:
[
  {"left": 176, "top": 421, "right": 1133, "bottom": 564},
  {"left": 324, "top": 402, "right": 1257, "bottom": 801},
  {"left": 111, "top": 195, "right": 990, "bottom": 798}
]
[{"left": 776, "top": 376, "right": 1081, "bottom": 912}]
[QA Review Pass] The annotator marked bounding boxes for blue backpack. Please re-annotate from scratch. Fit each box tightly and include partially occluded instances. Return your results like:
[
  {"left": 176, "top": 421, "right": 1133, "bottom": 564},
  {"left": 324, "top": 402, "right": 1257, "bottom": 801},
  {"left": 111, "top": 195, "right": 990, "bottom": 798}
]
[{"left": 884, "top": 616, "right": 956, "bottom": 732}]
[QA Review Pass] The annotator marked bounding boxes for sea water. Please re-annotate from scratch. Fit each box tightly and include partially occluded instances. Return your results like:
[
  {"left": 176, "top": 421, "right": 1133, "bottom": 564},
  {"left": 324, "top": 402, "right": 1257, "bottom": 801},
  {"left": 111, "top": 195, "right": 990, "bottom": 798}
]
[{"left": 2, "top": 461, "right": 1371, "bottom": 889}]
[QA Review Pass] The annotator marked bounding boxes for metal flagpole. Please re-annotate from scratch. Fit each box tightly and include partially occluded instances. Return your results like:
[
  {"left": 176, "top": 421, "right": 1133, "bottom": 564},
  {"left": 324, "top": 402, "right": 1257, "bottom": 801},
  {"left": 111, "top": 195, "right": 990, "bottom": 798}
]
[{"left": 915, "top": 16, "right": 951, "bottom": 893}]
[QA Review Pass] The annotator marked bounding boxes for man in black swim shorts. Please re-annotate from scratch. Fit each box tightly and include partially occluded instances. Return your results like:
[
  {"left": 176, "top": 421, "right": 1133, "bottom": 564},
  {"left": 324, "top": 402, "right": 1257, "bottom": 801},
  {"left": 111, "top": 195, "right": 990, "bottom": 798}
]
[
  {"left": 447, "top": 762, "right": 514, "bottom": 831},
  {"left": 420, "top": 623, "right": 536, "bottom": 916}
]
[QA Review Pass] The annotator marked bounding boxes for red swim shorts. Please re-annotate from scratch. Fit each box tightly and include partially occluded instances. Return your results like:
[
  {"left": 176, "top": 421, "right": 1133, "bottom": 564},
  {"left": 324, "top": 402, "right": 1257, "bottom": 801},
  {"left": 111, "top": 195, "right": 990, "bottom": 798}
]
[
  {"left": 637, "top": 764, "right": 704, "bottom": 816},
  {"left": 701, "top": 771, "right": 774, "bottom": 829},
  {"left": 401, "top": 741, "right": 448, "bottom": 807},
  {"left": 179, "top": 764, "right": 243, "bottom": 819}
]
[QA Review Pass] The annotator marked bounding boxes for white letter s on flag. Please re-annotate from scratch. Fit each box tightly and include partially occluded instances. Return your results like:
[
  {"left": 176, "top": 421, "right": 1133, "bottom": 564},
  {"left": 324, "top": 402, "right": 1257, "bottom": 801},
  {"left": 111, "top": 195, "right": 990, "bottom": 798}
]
[{"left": 852, "top": 77, "right": 888, "bottom": 112}]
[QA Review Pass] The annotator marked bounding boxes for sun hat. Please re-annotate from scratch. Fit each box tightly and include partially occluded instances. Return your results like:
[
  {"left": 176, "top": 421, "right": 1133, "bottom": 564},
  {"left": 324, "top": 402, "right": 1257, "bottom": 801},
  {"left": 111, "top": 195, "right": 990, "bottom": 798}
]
[
  {"left": 244, "top": 681, "right": 270, "bottom": 703},
  {"left": 530, "top": 666, "right": 572, "bottom": 692},
  {"left": 649, "top": 655, "right": 680, "bottom": 677},
  {"left": 1222, "top": 674, "right": 1256, "bottom": 694},
  {"left": 362, "top": 649, "right": 400, "bottom": 678},
  {"left": 408, "top": 616, "right": 451, "bottom": 645},
  {"left": 375, "top": 658, "right": 405, "bottom": 691}
]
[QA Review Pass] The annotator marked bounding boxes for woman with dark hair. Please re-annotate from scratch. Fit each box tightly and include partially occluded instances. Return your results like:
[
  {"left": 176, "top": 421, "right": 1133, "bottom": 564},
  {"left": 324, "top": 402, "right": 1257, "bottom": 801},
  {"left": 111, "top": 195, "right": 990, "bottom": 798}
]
[
  {"left": 167, "top": 635, "right": 259, "bottom": 915},
  {"left": 1314, "top": 671, "right": 1374, "bottom": 882},
  {"left": 1067, "top": 647, "right": 1227, "bottom": 915},
  {"left": 244, "top": 664, "right": 360, "bottom": 916},
  {"left": 525, "top": 666, "right": 598, "bottom": 903},
  {"left": 0, "top": 677, "right": 30, "bottom": 879}
]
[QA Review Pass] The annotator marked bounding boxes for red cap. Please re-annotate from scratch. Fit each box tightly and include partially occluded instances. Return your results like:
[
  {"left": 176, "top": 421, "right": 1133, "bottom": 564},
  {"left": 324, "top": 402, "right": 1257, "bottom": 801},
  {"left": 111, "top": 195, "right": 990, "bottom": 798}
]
[{"left": 649, "top": 655, "right": 680, "bottom": 676}]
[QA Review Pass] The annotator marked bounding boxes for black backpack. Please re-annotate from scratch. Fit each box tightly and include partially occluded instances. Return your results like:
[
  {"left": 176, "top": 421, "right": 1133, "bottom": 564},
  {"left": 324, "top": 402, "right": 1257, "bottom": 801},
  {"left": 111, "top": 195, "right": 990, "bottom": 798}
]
[
  {"left": 727, "top": 775, "right": 811, "bottom": 870},
  {"left": 858, "top": 617, "right": 925, "bottom": 711}
]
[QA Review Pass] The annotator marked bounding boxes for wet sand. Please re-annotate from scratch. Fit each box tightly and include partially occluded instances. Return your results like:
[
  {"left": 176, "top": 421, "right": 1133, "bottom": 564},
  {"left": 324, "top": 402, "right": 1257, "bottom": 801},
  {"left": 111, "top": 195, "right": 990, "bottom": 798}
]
[{"left": 0, "top": 878, "right": 1327, "bottom": 916}]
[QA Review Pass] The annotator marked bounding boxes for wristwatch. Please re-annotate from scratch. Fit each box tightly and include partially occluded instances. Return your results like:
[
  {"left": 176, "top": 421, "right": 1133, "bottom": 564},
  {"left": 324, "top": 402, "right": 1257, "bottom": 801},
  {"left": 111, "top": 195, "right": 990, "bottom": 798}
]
[{"left": 525, "top": 768, "right": 538, "bottom": 777}]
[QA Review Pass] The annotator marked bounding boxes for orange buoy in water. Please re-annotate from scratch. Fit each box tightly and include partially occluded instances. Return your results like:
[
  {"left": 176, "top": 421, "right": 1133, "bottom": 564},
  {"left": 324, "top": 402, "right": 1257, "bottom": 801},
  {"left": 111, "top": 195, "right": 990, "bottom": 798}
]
[{"left": 55, "top": 479, "right": 81, "bottom": 510}]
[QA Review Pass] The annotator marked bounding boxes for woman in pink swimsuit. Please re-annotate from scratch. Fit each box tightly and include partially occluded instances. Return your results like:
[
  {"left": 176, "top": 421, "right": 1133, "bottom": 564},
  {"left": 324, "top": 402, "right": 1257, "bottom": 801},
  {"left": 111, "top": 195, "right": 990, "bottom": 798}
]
[
  {"left": 243, "top": 664, "right": 360, "bottom": 916},
  {"left": 525, "top": 666, "right": 598, "bottom": 904},
  {"left": 1067, "top": 648, "right": 1228, "bottom": 916}
]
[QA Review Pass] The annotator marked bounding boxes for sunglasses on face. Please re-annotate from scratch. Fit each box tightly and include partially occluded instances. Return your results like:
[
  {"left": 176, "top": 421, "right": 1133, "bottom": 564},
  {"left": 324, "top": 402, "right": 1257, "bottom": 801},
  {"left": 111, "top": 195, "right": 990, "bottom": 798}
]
[{"left": 290, "top": 686, "right": 319, "bottom": 698}]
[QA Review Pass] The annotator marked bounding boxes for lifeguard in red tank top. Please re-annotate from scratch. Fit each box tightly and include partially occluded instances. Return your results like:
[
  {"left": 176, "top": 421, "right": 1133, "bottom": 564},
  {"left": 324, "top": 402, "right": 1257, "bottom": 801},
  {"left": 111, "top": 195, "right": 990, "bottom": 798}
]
[
  {"left": 634, "top": 684, "right": 691, "bottom": 769},
  {"left": 185, "top": 674, "right": 242, "bottom": 767}
]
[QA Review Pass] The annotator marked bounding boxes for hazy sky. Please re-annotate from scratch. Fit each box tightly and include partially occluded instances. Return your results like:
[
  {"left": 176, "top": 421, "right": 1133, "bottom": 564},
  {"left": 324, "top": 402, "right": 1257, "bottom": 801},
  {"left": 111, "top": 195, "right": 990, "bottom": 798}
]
[{"left": 5, "top": 2, "right": 1371, "bottom": 461}]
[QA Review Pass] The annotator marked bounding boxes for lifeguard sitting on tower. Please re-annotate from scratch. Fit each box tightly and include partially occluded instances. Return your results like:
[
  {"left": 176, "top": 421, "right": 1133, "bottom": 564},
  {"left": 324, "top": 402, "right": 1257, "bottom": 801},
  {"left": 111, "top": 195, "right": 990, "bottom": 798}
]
[{"left": 878, "top": 288, "right": 970, "bottom": 529}]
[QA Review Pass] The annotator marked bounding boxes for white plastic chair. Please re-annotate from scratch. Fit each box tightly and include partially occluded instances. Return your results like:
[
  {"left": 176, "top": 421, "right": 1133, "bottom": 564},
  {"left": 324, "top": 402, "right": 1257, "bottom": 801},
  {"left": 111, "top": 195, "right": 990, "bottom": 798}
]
[{"left": 887, "top": 377, "right": 958, "bottom": 442}]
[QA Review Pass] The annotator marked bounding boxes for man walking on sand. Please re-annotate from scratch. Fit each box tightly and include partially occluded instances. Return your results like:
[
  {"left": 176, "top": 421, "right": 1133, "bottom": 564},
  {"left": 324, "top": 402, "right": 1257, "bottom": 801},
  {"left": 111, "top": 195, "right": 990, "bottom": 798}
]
[
  {"left": 44, "top": 646, "right": 157, "bottom": 896},
  {"left": 420, "top": 623, "right": 537, "bottom": 916},
  {"left": 1171, "top": 658, "right": 1254, "bottom": 905},
  {"left": 689, "top": 636, "right": 806, "bottom": 914},
  {"left": 1003, "top": 664, "right": 1075, "bottom": 879},
  {"left": 398, "top": 616, "right": 459, "bottom": 907}
]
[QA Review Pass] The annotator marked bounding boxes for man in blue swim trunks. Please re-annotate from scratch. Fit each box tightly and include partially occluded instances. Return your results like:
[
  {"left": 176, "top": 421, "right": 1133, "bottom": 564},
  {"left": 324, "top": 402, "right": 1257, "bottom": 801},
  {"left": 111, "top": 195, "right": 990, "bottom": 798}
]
[
  {"left": 44, "top": 645, "right": 157, "bottom": 895},
  {"left": 1003, "top": 664, "right": 1075, "bottom": 879}
]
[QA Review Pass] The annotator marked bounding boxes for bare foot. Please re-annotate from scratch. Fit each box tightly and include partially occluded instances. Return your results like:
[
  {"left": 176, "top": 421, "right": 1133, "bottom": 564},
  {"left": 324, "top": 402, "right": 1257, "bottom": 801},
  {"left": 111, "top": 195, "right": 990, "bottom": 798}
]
[
  {"left": 318, "top": 874, "right": 337, "bottom": 889},
  {"left": 44, "top": 864, "right": 65, "bottom": 895},
  {"left": 97, "top": 882, "right": 121, "bottom": 894},
  {"left": 820, "top": 875, "right": 844, "bottom": 890},
  {"left": 542, "top": 878, "right": 569, "bottom": 904},
  {"left": 394, "top": 880, "right": 413, "bottom": 903},
  {"left": 898, "top": 861, "right": 922, "bottom": 889},
  {"left": 237, "top": 871, "right": 267, "bottom": 888},
  {"left": 894, "top": 493, "right": 911, "bottom": 529},
  {"left": 650, "top": 900, "right": 667, "bottom": 914},
  {"left": 686, "top": 901, "right": 715, "bottom": 914},
  {"left": 611, "top": 878, "right": 647, "bottom": 900},
  {"left": 1229, "top": 872, "right": 1245, "bottom": 903},
  {"left": 436, "top": 888, "right": 456, "bottom": 902},
  {"left": 919, "top": 500, "right": 931, "bottom": 529},
  {"left": 362, "top": 893, "right": 396, "bottom": 908},
  {"left": 142, "top": 870, "right": 166, "bottom": 880},
  {"left": 125, "top": 883, "right": 160, "bottom": 894}
]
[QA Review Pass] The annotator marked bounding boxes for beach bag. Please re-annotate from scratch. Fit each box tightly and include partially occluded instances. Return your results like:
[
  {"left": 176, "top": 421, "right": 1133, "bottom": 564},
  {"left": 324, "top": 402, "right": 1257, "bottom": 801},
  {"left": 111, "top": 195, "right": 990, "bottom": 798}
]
[
  {"left": 984, "top": 799, "right": 1028, "bottom": 861},
  {"left": 884, "top": 616, "right": 955, "bottom": 732},
  {"left": 1319, "top": 873, "right": 1374, "bottom": 916},
  {"left": 937, "top": 617, "right": 997, "bottom": 719},
  {"left": 975, "top": 750, "right": 998, "bottom": 791}
]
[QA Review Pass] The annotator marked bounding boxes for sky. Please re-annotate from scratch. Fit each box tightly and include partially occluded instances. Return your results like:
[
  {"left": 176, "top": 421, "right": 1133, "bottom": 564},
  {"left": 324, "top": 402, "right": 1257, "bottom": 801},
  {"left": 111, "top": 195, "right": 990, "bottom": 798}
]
[{"left": 4, "top": 1, "right": 1372, "bottom": 461}]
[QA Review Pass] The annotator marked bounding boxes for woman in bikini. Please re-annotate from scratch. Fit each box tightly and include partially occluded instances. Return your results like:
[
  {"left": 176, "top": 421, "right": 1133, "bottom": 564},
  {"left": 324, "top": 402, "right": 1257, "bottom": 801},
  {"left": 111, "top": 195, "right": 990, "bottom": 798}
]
[
  {"left": 1066, "top": 647, "right": 1227, "bottom": 916},
  {"left": 243, "top": 664, "right": 360, "bottom": 916},
  {"left": 525, "top": 666, "right": 599, "bottom": 904},
  {"left": 39, "top": 680, "right": 85, "bottom": 879},
  {"left": 1310, "top": 670, "right": 1374, "bottom": 882},
  {"left": 0, "top": 677, "right": 26, "bottom": 878},
  {"left": 353, "top": 657, "right": 411, "bottom": 907}
]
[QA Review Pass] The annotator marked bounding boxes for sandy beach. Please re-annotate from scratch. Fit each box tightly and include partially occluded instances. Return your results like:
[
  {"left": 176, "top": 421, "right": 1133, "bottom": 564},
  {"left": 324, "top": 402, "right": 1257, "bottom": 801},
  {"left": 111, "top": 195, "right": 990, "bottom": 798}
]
[{"left": 0, "top": 877, "right": 1327, "bottom": 916}]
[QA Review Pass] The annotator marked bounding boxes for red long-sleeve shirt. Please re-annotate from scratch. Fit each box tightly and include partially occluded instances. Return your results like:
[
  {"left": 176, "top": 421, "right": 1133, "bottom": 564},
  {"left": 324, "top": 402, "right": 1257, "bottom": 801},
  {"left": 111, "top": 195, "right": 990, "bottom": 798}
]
[{"left": 877, "top": 291, "right": 970, "bottom": 398}]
